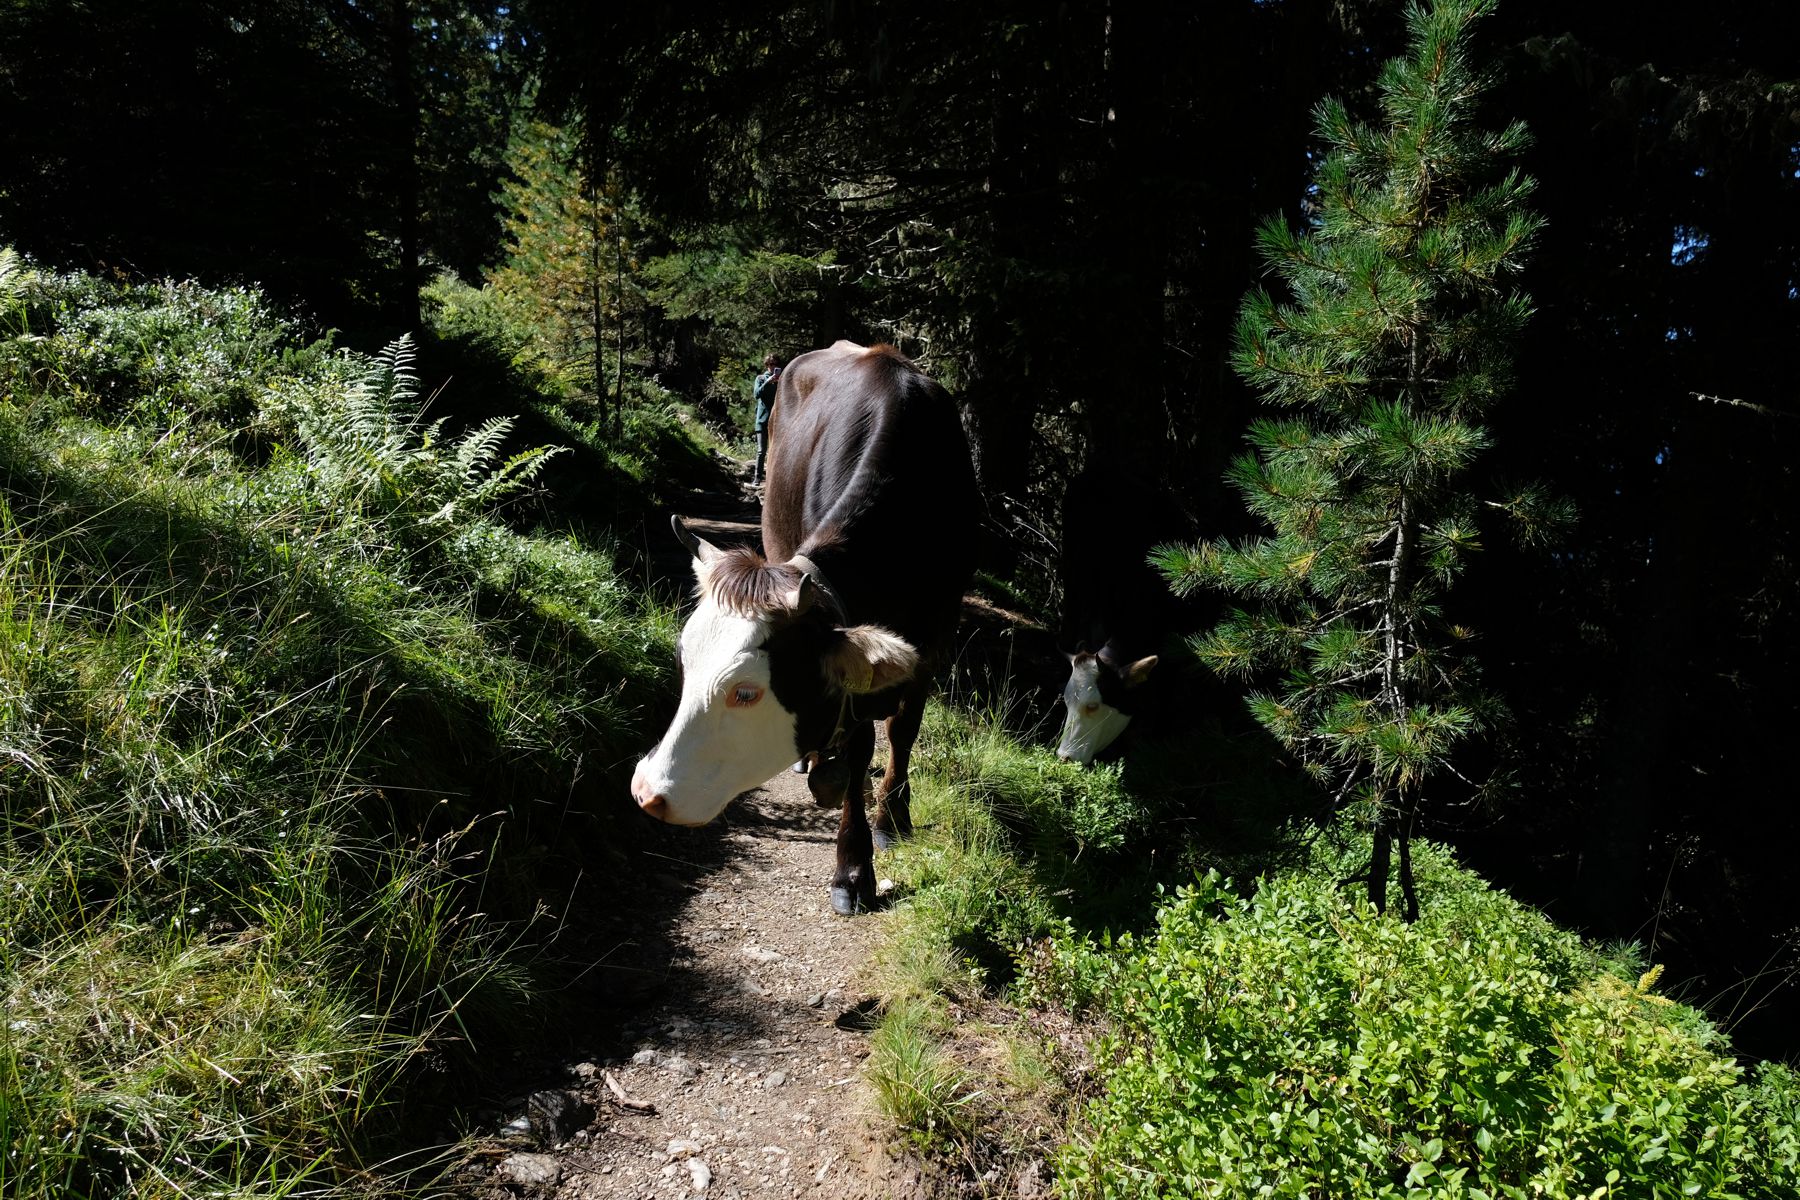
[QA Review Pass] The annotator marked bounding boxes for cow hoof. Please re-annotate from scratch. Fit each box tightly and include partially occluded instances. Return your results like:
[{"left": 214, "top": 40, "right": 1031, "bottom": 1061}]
[
  {"left": 830, "top": 872, "right": 878, "bottom": 915},
  {"left": 872, "top": 828, "right": 898, "bottom": 852}
]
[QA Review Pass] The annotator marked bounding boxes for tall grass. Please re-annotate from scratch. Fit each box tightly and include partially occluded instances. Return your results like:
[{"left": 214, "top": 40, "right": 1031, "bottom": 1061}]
[
  {"left": 0, "top": 259, "right": 677, "bottom": 1195},
  {"left": 866, "top": 1000, "right": 982, "bottom": 1150},
  {"left": 860, "top": 702, "right": 1100, "bottom": 1158}
]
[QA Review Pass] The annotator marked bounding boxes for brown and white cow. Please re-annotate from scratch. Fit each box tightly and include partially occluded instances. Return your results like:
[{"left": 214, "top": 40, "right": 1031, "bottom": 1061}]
[{"left": 631, "top": 341, "right": 978, "bottom": 914}]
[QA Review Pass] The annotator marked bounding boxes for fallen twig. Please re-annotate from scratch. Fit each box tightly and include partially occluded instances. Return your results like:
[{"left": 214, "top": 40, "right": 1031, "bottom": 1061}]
[{"left": 602, "top": 1070, "right": 657, "bottom": 1114}]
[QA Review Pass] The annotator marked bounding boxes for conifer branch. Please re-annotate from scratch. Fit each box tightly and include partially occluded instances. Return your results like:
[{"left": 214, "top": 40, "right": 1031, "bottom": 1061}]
[{"left": 1690, "top": 391, "right": 1798, "bottom": 421}]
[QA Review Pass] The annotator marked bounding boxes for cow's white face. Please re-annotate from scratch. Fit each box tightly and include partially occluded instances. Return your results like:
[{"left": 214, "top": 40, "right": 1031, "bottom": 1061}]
[
  {"left": 1057, "top": 656, "right": 1133, "bottom": 765},
  {"left": 632, "top": 549, "right": 922, "bottom": 825},
  {"left": 631, "top": 590, "right": 799, "bottom": 826}
]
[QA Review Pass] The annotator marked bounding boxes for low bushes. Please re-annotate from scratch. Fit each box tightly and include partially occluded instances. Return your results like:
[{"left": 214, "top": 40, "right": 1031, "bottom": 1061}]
[
  {"left": 872, "top": 699, "right": 1799, "bottom": 1197},
  {"left": 1043, "top": 846, "right": 1800, "bottom": 1199}
]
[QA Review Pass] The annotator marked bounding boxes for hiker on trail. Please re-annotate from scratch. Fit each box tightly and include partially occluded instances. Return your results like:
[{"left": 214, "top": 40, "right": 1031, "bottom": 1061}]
[{"left": 751, "top": 353, "right": 782, "bottom": 485}]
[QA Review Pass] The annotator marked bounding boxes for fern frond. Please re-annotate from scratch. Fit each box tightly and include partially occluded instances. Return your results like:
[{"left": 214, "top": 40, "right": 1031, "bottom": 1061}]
[
  {"left": 0, "top": 246, "right": 28, "bottom": 305},
  {"left": 468, "top": 444, "right": 569, "bottom": 505},
  {"left": 453, "top": 416, "right": 516, "bottom": 483},
  {"left": 375, "top": 333, "right": 420, "bottom": 406}
]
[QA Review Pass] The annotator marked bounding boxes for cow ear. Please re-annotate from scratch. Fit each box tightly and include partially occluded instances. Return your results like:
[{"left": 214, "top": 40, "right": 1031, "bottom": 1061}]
[
  {"left": 1123, "top": 655, "right": 1158, "bottom": 687},
  {"left": 823, "top": 625, "right": 919, "bottom": 694}
]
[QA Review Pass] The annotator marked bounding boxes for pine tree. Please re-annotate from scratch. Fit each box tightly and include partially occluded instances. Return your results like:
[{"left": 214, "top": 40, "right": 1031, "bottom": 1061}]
[
  {"left": 488, "top": 118, "right": 635, "bottom": 415},
  {"left": 1157, "top": 0, "right": 1565, "bottom": 920}
]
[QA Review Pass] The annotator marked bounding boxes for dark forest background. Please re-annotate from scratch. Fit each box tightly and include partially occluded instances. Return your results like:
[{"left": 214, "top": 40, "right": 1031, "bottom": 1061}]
[{"left": 4, "top": 0, "right": 1797, "bottom": 1057}]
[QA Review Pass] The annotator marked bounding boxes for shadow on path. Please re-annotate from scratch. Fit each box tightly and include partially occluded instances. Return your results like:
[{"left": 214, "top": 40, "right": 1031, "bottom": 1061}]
[{"left": 455, "top": 752, "right": 920, "bottom": 1200}]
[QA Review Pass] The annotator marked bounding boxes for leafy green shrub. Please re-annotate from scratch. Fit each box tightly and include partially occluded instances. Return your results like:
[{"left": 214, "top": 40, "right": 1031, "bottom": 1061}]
[
  {"left": 1742, "top": 1062, "right": 1800, "bottom": 1196},
  {"left": 8, "top": 275, "right": 314, "bottom": 433},
  {"left": 1049, "top": 842, "right": 1795, "bottom": 1199},
  {"left": 421, "top": 270, "right": 569, "bottom": 399}
]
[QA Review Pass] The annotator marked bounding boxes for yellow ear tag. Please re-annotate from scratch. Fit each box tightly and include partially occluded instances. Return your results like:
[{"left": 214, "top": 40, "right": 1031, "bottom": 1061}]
[{"left": 846, "top": 660, "right": 875, "bottom": 694}]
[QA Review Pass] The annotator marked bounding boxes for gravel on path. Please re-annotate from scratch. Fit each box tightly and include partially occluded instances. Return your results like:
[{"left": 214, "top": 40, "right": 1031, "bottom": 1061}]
[{"left": 471, "top": 760, "right": 921, "bottom": 1200}]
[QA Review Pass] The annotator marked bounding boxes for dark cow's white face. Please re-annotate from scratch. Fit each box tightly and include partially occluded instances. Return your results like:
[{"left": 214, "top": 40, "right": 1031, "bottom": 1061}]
[
  {"left": 1056, "top": 649, "right": 1158, "bottom": 765},
  {"left": 1057, "top": 656, "right": 1133, "bottom": 765},
  {"left": 632, "top": 552, "right": 921, "bottom": 825},
  {"left": 631, "top": 589, "right": 799, "bottom": 825}
]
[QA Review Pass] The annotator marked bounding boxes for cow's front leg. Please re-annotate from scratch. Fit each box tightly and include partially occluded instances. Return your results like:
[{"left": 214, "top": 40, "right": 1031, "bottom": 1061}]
[
  {"left": 828, "top": 720, "right": 878, "bottom": 915},
  {"left": 872, "top": 690, "right": 926, "bottom": 850}
]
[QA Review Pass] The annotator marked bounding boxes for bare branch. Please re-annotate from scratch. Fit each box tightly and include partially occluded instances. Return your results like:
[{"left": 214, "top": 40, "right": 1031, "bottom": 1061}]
[{"left": 1690, "top": 391, "right": 1799, "bottom": 421}]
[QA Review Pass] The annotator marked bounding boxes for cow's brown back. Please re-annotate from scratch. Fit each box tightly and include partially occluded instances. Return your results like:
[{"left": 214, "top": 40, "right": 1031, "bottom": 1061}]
[{"left": 762, "top": 341, "right": 978, "bottom": 659}]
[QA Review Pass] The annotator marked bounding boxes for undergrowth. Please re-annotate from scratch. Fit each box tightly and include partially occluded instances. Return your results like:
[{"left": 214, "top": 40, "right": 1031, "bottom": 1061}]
[
  {"left": 0, "top": 259, "right": 679, "bottom": 1195},
  {"left": 1046, "top": 845, "right": 1800, "bottom": 1198},
  {"left": 868, "top": 698, "right": 1800, "bottom": 1198}
]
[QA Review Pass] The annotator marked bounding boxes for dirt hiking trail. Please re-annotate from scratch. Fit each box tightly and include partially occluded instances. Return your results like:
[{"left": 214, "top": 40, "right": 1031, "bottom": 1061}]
[
  {"left": 459, "top": 467, "right": 929, "bottom": 1199},
  {"left": 471, "top": 768, "right": 921, "bottom": 1200}
]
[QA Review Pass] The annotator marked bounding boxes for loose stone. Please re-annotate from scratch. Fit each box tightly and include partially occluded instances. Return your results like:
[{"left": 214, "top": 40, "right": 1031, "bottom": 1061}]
[{"left": 496, "top": 1152, "right": 561, "bottom": 1187}]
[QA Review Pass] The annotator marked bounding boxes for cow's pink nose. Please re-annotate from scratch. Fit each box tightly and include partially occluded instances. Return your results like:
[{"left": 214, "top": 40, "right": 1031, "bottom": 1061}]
[{"left": 630, "top": 764, "right": 670, "bottom": 821}]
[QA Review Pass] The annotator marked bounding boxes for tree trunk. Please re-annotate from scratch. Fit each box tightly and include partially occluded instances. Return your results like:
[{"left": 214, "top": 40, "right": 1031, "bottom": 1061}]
[
  {"left": 387, "top": 0, "right": 421, "bottom": 337},
  {"left": 588, "top": 148, "right": 607, "bottom": 429},
  {"left": 614, "top": 221, "right": 626, "bottom": 438},
  {"left": 1368, "top": 819, "right": 1392, "bottom": 914},
  {"left": 1398, "top": 793, "right": 1420, "bottom": 923}
]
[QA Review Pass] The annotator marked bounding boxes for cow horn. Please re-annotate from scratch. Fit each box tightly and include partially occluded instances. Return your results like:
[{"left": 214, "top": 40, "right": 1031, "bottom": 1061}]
[
  {"left": 789, "top": 573, "right": 820, "bottom": 617},
  {"left": 786, "top": 555, "right": 848, "bottom": 621},
  {"left": 671, "top": 514, "right": 723, "bottom": 563}
]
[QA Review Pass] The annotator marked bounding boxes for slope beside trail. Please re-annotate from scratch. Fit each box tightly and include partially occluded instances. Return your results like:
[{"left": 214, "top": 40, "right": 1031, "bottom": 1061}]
[{"left": 460, "top": 461, "right": 928, "bottom": 1200}]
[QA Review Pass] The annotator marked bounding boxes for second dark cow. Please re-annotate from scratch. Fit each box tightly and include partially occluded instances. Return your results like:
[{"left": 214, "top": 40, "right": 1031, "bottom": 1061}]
[{"left": 1055, "top": 461, "right": 1191, "bottom": 765}]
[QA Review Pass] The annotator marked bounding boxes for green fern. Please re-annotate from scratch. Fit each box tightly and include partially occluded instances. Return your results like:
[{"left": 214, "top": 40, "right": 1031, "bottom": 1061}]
[
  {"left": 0, "top": 246, "right": 26, "bottom": 304},
  {"left": 0, "top": 246, "right": 35, "bottom": 335},
  {"left": 453, "top": 415, "right": 514, "bottom": 483},
  {"left": 295, "top": 333, "right": 566, "bottom": 526}
]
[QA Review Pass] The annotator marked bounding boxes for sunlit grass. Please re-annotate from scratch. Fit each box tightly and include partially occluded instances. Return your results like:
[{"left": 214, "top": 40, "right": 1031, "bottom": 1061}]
[
  {"left": 0, "top": 265, "right": 678, "bottom": 1196},
  {"left": 866, "top": 1000, "right": 982, "bottom": 1150}
]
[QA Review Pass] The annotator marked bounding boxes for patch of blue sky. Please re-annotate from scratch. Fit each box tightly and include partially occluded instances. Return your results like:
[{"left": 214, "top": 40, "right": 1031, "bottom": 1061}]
[{"left": 1670, "top": 226, "right": 1708, "bottom": 266}]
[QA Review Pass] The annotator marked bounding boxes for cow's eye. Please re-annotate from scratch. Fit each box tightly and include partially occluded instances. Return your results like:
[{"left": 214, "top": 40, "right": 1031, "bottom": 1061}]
[
  {"left": 1083, "top": 702, "right": 1101, "bottom": 716},
  {"left": 727, "top": 683, "right": 764, "bottom": 708}
]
